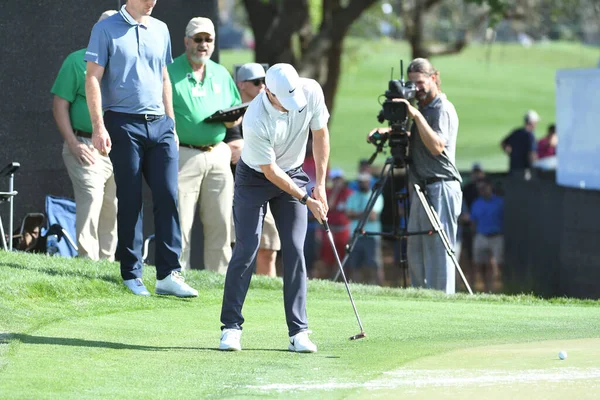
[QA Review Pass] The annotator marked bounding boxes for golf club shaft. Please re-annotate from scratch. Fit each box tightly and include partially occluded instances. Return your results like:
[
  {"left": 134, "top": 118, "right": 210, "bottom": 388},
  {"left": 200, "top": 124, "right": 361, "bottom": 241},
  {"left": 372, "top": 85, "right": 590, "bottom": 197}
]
[{"left": 323, "top": 220, "right": 365, "bottom": 333}]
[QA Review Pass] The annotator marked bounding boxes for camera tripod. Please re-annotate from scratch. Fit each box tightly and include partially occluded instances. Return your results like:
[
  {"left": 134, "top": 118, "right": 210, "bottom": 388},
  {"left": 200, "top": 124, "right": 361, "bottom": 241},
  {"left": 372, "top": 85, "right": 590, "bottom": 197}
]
[{"left": 332, "top": 153, "right": 473, "bottom": 295}]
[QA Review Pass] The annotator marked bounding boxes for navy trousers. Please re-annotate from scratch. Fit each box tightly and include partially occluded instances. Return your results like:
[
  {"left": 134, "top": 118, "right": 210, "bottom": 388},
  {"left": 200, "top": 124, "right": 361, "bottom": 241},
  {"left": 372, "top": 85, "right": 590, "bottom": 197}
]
[
  {"left": 221, "top": 159, "right": 310, "bottom": 336},
  {"left": 104, "top": 111, "right": 182, "bottom": 281}
]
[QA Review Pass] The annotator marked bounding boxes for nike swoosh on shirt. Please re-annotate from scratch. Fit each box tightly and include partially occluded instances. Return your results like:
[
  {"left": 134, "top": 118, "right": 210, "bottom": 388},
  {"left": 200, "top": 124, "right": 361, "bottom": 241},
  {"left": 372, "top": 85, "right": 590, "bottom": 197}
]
[
  {"left": 299, "top": 106, "right": 306, "bottom": 113},
  {"left": 289, "top": 88, "right": 296, "bottom": 93}
]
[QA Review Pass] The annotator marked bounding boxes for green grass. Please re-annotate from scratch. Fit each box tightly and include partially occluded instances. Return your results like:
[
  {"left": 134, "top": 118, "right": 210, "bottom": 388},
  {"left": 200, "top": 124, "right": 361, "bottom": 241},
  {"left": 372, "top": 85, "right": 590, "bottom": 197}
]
[
  {"left": 1, "top": 252, "right": 600, "bottom": 398},
  {"left": 220, "top": 39, "right": 599, "bottom": 174}
]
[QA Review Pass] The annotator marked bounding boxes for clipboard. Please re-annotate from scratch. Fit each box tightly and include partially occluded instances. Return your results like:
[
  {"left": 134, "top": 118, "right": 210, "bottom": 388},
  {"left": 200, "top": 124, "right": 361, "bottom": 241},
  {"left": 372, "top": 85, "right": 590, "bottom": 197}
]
[{"left": 204, "top": 102, "right": 250, "bottom": 123}]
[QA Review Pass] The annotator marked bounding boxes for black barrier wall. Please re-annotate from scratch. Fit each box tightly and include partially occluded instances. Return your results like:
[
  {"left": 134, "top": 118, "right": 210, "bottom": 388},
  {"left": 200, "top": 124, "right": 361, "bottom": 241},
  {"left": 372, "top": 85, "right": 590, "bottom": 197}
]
[
  {"left": 503, "top": 173, "right": 600, "bottom": 299},
  {"left": 0, "top": 0, "right": 218, "bottom": 268}
]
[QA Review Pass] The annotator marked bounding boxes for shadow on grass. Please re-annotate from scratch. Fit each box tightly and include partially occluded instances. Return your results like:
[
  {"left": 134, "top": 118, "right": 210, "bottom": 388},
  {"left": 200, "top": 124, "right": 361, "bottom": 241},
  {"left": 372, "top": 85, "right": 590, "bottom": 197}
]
[
  {"left": 0, "top": 333, "right": 289, "bottom": 353},
  {"left": 0, "top": 262, "right": 121, "bottom": 285}
]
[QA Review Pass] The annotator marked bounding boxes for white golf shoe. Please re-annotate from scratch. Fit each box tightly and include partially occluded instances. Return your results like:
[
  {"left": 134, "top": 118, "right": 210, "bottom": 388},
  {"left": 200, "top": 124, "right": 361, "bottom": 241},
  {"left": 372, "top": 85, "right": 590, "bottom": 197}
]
[
  {"left": 219, "top": 329, "right": 242, "bottom": 351},
  {"left": 123, "top": 278, "right": 151, "bottom": 297},
  {"left": 289, "top": 331, "right": 317, "bottom": 353},
  {"left": 155, "top": 271, "right": 198, "bottom": 297}
]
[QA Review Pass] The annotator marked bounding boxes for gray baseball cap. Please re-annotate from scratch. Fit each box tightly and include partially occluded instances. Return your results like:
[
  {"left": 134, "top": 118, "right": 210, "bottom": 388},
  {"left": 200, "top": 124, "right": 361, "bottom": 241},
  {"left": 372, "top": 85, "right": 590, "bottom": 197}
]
[{"left": 236, "top": 63, "right": 266, "bottom": 82}]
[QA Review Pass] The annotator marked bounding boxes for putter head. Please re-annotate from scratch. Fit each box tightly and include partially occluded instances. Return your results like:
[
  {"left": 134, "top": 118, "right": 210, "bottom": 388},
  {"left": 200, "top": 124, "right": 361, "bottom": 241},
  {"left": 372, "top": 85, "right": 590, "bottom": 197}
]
[{"left": 349, "top": 331, "right": 367, "bottom": 341}]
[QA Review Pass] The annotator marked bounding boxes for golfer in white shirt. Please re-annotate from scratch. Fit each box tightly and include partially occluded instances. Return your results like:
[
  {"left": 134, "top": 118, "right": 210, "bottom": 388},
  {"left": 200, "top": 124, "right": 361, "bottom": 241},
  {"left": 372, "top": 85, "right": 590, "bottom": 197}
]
[{"left": 219, "top": 63, "right": 330, "bottom": 353}]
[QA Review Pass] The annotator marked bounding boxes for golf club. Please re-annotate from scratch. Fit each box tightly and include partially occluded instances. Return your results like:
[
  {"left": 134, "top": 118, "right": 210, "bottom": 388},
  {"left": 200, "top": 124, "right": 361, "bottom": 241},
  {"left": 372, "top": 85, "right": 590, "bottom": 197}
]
[{"left": 322, "top": 219, "right": 366, "bottom": 341}]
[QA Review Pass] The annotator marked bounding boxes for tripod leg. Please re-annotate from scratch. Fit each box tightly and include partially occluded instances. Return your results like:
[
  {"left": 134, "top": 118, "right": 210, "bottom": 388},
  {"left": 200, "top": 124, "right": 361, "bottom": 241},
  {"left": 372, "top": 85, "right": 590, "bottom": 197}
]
[
  {"left": 413, "top": 184, "right": 473, "bottom": 295},
  {"left": 332, "top": 158, "right": 393, "bottom": 282}
]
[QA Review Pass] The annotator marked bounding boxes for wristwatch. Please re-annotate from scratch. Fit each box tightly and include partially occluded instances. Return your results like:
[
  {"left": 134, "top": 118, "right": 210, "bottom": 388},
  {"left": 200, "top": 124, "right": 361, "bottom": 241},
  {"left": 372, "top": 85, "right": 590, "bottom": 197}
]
[{"left": 300, "top": 193, "right": 309, "bottom": 205}]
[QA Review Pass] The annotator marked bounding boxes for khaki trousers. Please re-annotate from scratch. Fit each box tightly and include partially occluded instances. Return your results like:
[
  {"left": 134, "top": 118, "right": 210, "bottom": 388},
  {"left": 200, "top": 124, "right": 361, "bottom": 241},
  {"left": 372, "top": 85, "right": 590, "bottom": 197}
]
[
  {"left": 62, "top": 138, "right": 118, "bottom": 261},
  {"left": 178, "top": 143, "right": 233, "bottom": 273},
  {"left": 231, "top": 203, "right": 281, "bottom": 250}
]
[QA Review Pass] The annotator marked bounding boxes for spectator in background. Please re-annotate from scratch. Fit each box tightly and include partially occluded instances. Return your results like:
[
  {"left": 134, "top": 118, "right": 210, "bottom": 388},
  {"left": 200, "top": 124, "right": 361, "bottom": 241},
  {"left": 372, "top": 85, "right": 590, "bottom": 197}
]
[
  {"left": 460, "top": 163, "right": 485, "bottom": 273},
  {"left": 348, "top": 159, "right": 377, "bottom": 191},
  {"left": 224, "top": 63, "right": 280, "bottom": 277},
  {"left": 312, "top": 168, "right": 353, "bottom": 279},
  {"left": 51, "top": 10, "right": 118, "bottom": 261},
  {"left": 345, "top": 173, "right": 384, "bottom": 285},
  {"left": 470, "top": 178, "right": 504, "bottom": 293},
  {"left": 537, "top": 123, "right": 557, "bottom": 159},
  {"left": 168, "top": 17, "right": 241, "bottom": 273},
  {"left": 501, "top": 110, "right": 539, "bottom": 174},
  {"left": 463, "top": 163, "right": 485, "bottom": 210}
]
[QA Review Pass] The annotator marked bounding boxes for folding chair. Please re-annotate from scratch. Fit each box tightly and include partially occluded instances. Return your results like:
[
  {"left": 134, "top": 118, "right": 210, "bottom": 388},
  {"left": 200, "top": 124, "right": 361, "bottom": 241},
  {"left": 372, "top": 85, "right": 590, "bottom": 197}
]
[
  {"left": 44, "top": 195, "right": 78, "bottom": 257},
  {"left": 0, "top": 162, "right": 20, "bottom": 251}
]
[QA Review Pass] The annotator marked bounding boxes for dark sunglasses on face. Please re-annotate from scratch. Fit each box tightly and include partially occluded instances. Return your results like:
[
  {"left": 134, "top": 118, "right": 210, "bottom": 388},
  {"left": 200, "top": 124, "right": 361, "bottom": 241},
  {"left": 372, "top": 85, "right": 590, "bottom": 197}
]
[
  {"left": 247, "top": 78, "right": 265, "bottom": 87},
  {"left": 192, "top": 37, "right": 214, "bottom": 44}
]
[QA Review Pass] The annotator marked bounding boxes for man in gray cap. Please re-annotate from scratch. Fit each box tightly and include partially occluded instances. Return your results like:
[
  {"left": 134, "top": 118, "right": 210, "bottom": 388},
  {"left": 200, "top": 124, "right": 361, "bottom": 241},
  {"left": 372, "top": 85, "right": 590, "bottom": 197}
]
[{"left": 224, "top": 63, "right": 281, "bottom": 278}]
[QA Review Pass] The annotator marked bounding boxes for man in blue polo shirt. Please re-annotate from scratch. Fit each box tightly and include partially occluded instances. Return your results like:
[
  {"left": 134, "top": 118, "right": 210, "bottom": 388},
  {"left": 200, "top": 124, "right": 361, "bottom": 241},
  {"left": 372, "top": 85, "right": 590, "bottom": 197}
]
[
  {"left": 85, "top": 0, "right": 197, "bottom": 297},
  {"left": 470, "top": 178, "right": 504, "bottom": 293}
]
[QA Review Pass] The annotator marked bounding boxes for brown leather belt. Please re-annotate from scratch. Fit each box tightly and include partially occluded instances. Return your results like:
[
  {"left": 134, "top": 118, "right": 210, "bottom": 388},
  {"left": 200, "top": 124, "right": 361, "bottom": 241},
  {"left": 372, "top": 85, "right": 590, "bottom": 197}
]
[
  {"left": 180, "top": 143, "right": 216, "bottom": 152},
  {"left": 74, "top": 129, "right": 92, "bottom": 138}
]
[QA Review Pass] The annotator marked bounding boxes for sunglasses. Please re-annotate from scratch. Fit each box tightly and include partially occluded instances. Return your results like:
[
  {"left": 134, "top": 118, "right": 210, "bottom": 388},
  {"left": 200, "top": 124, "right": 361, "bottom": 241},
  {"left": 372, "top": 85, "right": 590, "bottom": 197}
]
[
  {"left": 247, "top": 78, "right": 265, "bottom": 87},
  {"left": 192, "top": 37, "right": 214, "bottom": 44}
]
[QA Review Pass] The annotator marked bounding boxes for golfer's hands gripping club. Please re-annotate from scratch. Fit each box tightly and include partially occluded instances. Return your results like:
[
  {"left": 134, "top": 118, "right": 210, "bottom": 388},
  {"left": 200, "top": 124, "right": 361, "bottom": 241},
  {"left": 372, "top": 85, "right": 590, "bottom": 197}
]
[
  {"left": 308, "top": 185, "right": 328, "bottom": 224},
  {"left": 92, "top": 126, "right": 112, "bottom": 156}
]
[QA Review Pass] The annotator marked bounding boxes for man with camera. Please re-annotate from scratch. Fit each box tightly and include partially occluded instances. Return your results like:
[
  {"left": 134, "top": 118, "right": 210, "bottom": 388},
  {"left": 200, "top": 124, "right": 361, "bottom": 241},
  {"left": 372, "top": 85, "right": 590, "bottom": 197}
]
[{"left": 369, "top": 58, "right": 462, "bottom": 294}]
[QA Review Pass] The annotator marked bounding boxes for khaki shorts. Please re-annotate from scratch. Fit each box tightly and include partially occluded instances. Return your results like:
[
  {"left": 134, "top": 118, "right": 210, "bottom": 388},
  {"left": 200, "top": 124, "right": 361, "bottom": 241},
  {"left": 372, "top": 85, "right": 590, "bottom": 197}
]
[
  {"left": 473, "top": 233, "right": 504, "bottom": 264},
  {"left": 231, "top": 203, "right": 281, "bottom": 251}
]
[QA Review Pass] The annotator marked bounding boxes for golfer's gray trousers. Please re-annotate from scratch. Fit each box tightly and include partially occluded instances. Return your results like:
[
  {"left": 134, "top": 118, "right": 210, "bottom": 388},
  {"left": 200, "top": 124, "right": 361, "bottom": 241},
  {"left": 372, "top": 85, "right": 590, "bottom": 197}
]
[
  {"left": 407, "top": 180, "right": 462, "bottom": 294},
  {"left": 221, "top": 159, "right": 310, "bottom": 336}
]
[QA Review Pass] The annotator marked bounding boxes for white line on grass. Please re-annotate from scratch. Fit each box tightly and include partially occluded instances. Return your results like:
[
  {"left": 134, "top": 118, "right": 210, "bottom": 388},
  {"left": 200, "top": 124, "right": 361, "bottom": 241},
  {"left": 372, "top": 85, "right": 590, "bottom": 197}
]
[{"left": 246, "top": 368, "right": 600, "bottom": 392}]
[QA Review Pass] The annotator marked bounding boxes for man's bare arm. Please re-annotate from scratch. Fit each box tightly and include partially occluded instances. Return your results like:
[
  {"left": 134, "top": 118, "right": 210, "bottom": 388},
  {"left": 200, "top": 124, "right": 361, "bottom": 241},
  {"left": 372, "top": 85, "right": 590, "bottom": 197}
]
[
  {"left": 312, "top": 127, "right": 330, "bottom": 189},
  {"left": 411, "top": 112, "right": 446, "bottom": 156},
  {"left": 311, "top": 126, "right": 330, "bottom": 213},
  {"left": 85, "top": 62, "right": 105, "bottom": 132},
  {"left": 85, "top": 62, "right": 112, "bottom": 155},
  {"left": 52, "top": 96, "right": 95, "bottom": 165},
  {"left": 162, "top": 66, "right": 174, "bottom": 119}
]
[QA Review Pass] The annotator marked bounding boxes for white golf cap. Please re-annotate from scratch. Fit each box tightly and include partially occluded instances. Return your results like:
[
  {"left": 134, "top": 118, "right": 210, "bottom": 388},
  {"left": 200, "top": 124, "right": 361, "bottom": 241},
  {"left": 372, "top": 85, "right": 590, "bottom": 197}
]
[
  {"left": 524, "top": 110, "right": 540, "bottom": 123},
  {"left": 265, "top": 63, "right": 307, "bottom": 111},
  {"left": 98, "top": 10, "right": 117, "bottom": 22},
  {"left": 237, "top": 63, "right": 266, "bottom": 82},
  {"left": 186, "top": 17, "right": 215, "bottom": 38}
]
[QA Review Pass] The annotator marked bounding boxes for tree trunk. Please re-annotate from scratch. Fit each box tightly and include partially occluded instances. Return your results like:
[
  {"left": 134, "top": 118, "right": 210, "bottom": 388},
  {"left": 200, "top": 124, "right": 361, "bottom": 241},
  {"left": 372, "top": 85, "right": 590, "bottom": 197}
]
[
  {"left": 243, "top": 0, "right": 310, "bottom": 65},
  {"left": 244, "top": 0, "right": 378, "bottom": 114}
]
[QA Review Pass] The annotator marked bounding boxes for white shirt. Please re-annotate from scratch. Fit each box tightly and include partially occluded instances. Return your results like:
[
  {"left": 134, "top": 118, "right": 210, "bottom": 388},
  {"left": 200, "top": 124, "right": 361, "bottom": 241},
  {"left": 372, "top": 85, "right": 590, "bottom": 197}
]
[{"left": 241, "top": 78, "right": 330, "bottom": 172}]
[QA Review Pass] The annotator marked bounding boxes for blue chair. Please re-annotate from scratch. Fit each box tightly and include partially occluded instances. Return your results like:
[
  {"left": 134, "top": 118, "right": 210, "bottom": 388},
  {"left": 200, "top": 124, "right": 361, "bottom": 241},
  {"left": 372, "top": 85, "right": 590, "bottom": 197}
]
[{"left": 44, "top": 195, "right": 78, "bottom": 257}]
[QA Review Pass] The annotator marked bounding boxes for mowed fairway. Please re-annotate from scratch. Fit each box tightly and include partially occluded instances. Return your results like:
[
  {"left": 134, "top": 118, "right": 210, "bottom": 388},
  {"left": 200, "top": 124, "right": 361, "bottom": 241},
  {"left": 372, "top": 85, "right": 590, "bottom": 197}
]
[{"left": 1, "top": 252, "right": 600, "bottom": 399}]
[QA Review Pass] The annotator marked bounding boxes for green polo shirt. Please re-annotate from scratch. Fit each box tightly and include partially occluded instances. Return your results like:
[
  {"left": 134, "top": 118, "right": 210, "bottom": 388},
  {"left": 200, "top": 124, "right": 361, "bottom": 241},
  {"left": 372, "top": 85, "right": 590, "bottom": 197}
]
[
  {"left": 50, "top": 48, "right": 93, "bottom": 133},
  {"left": 168, "top": 55, "right": 241, "bottom": 146}
]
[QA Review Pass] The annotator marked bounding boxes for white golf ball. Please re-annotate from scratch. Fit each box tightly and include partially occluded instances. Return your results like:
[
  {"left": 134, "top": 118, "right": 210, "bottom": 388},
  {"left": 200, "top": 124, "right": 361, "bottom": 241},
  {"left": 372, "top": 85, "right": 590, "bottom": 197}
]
[{"left": 558, "top": 351, "right": 568, "bottom": 360}]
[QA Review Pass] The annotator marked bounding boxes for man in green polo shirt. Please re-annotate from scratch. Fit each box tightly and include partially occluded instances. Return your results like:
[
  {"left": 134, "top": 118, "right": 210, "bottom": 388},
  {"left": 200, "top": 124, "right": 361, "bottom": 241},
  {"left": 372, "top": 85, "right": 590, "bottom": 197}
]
[
  {"left": 168, "top": 17, "right": 241, "bottom": 273},
  {"left": 50, "top": 10, "right": 118, "bottom": 261}
]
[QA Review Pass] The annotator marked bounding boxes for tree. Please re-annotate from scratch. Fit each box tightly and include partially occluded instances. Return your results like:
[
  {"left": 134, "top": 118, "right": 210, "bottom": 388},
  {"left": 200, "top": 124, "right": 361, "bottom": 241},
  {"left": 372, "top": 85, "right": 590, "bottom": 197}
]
[
  {"left": 394, "top": 0, "right": 522, "bottom": 59},
  {"left": 242, "top": 0, "right": 380, "bottom": 112},
  {"left": 239, "top": 0, "right": 537, "bottom": 113}
]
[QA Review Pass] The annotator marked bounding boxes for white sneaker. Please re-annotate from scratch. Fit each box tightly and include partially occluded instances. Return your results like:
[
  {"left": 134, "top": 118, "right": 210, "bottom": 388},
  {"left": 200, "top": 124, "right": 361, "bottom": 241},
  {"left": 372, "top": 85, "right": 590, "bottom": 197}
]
[
  {"left": 219, "top": 329, "right": 242, "bottom": 351},
  {"left": 289, "top": 330, "right": 317, "bottom": 353},
  {"left": 123, "top": 278, "right": 151, "bottom": 297},
  {"left": 155, "top": 271, "right": 198, "bottom": 297}
]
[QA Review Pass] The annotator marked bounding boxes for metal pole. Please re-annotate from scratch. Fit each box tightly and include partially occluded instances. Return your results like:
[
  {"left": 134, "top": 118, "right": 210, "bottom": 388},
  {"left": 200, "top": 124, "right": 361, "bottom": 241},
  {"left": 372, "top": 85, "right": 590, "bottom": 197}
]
[{"left": 8, "top": 172, "right": 14, "bottom": 251}]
